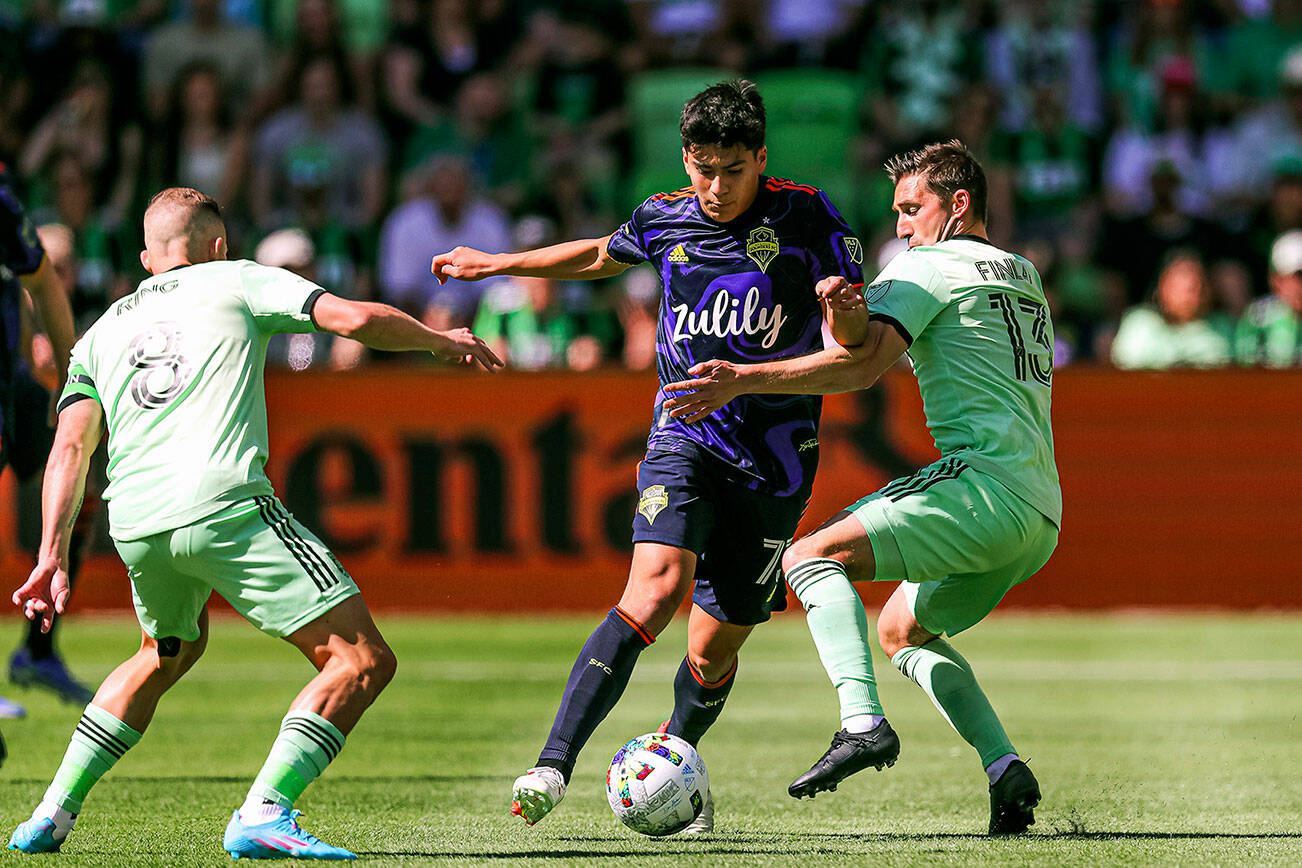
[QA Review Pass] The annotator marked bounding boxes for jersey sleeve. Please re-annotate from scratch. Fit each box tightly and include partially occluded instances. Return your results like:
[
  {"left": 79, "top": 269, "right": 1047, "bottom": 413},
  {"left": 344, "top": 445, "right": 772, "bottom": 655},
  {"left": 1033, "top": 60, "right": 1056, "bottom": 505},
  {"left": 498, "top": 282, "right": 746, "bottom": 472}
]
[
  {"left": 238, "top": 261, "right": 327, "bottom": 335},
  {"left": 606, "top": 202, "right": 652, "bottom": 265},
  {"left": 863, "top": 250, "right": 949, "bottom": 346},
  {"left": 57, "top": 343, "right": 100, "bottom": 413},
  {"left": 808, "top": 192, "right": 865, "bottom": 285},
  {"left": 0, "top": 171, "right": 45, "bottom": 276}
]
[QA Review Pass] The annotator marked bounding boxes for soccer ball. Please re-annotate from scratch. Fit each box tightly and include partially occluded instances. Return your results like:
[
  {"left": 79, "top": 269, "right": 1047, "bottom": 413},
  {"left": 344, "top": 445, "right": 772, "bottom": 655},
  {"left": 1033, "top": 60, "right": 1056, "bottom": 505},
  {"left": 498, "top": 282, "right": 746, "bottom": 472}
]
[{"left": 606, "top": 732, "right": 709, "bottom": 837}]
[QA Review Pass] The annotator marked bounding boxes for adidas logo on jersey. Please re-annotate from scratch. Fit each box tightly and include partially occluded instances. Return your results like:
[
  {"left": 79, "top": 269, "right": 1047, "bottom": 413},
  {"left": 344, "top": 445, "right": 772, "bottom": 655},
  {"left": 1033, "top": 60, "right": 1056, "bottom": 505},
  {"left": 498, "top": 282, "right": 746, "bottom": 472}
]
[{"left": 668, "top": 244, "right": 689, "bottom": 263}]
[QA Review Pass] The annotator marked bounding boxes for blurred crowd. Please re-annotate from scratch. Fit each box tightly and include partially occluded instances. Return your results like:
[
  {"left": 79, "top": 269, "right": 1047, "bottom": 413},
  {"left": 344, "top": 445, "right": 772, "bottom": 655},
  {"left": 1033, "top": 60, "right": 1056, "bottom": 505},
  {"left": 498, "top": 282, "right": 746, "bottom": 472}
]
[{"left": 3, "top": 0, "right": 1302, "bottom": 370}]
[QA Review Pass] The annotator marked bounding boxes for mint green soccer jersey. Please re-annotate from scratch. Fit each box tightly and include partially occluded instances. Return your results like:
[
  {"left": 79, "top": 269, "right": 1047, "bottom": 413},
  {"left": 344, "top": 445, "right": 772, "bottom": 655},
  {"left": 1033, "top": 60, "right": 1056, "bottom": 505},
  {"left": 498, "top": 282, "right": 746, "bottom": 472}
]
[
  {"left": 58, "top": 260, "right": 324, "bottom": 541},
  {"left": 864, "top": 237, "right": 1061, "bottom": 527}
]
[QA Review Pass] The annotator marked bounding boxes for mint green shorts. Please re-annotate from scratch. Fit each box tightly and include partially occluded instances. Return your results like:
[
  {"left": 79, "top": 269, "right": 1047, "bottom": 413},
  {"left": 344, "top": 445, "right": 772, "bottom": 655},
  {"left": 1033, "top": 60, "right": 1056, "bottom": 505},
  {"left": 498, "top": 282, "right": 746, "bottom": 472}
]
[
  {"left": 848, "top": 459, "right": 1058, "bottom": 636},
  {"left": 113, "top": 496, "right": 359, "bottom": 642}
]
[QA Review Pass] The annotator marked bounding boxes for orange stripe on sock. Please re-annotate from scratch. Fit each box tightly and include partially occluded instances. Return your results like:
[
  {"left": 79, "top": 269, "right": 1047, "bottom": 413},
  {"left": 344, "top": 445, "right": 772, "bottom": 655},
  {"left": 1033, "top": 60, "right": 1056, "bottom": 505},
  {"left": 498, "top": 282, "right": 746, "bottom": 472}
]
[
  {"left": 614, "top": 607, "right": 655, "bottom": 645},
  {"left": 687, "top": 657, "right": 737, "bottom": 689}
]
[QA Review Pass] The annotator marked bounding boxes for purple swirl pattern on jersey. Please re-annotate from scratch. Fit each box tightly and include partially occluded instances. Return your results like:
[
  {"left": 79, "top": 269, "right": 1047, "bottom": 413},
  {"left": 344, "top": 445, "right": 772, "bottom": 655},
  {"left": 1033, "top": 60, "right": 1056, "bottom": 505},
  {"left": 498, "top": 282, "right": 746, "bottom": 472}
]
[{"left": 607, "top": 178, "right": 863, "bottom": 495}]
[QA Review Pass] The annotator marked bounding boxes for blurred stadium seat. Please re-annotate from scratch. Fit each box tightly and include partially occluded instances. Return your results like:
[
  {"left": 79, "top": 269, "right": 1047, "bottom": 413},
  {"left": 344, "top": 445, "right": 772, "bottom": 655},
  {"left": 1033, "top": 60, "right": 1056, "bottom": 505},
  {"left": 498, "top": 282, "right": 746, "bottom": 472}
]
[
  {"left": 757, "top": 69, "right": 861, "bottom": 206},
  {"left": 628, "top": 68, "right": 730, "bottom": 206}
]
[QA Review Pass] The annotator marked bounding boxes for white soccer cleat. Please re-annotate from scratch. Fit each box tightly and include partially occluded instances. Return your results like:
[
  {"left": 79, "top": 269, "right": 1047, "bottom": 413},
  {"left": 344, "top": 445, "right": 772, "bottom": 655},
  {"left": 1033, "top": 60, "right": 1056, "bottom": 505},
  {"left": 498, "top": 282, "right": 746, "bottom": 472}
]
[
  {"left": 679, "top": 787, "right": 714, "bottom": 835},
  {"left": 511, "top": 767, "right": 566, "bottom": 826}
]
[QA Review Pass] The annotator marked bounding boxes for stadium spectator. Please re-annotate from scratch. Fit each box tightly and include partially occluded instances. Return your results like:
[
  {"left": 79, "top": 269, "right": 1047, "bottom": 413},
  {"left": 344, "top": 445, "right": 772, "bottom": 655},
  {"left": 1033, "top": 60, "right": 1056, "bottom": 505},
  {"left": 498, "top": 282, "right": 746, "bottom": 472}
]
[
  {"left": 378, "top": 155, "right": 510, "bottom": 325},
  {"left": 626, "top": 0, "right": 748, "bottom": 70},
  {"left": 1207, "top": 0, "right": 1302, "bottom": 111},
  {"left": 30, "top": 157, "right": 132, "bottom": 329},
  {"left": 1101, "top": 57, "right": 1236, "bottom": 219},
  {"left": 268, "top": 0, "right": 376, "bottom": 114},
  {"left": 1099, "top": 159, "right": 1224, "bottom": 317},
  {"left": 249, "top": 55, "right": 387, "bottom": 232},
  {"left": 860, "top": 0, "right": 980, "bottom": 145},
  {"left": 754, "top": 0, "right": 867, "bottom": 69},
  {"left": 19, "top": 60, "right": 142, "bottom": 231},
  {"left": 532, "top": 8, "right": 628, "bottom": 157},
  {"left": 140, "top": 0, "right": 270, "bottom": 123},
  {"left": 1111, "top": 250, "right": 1233, "bottom": 369},
  {"left": 1104, "top": 0, "right": 1217, "bottom": 133},
  {"left": 256, "top": 227, "right": 365, "bottom": 370},
  {"left": 402, "top": 73, "right": 533, "bottom": 212},
  {"left": 383, "top": 0, "right": 493, "bottom": 129},
  {"left": 1235, "top": 230, "right": 1302, "bottom": 367},
  {"left": 269, "top": 0, "right": 390, "bottom": 61},
  {"left": 614, "top": 265, "right": 659, "bottom": 370},
  {"left": 1225, "top": 46, "right": 1302, "bottom": 208},
  {"left": 984, "top": 0, "right": 1102, "bottom": 134},
  {"left": 155, "top": 62, "right": 247, "bottom": 211},
  {"left": 989, "top": 85, "right": 1098, "bottom": 244}
]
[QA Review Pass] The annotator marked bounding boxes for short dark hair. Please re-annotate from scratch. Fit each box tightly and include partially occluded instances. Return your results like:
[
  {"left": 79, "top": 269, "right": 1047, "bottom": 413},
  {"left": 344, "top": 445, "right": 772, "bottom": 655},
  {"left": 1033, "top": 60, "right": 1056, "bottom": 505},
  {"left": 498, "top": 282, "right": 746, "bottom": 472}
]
[
  {"left": 885, "top": 140, "right": 988, "bottom": 222},
  {"left": 680, "top": 80, "right": 765, "bottom": 154}
]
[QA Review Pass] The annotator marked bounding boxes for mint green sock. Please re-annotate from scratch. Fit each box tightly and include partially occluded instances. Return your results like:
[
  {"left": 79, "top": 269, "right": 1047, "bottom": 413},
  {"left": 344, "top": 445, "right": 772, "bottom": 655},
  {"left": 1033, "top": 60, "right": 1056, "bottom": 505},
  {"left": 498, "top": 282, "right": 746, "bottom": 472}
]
[
  {"left": 45, "top": 705, "right": 143, "bottom": 813},
  {"left": 892, "top": 638, "right": 1016, "bottom": 767},
  {"left": 786, "top": 558, "right": 884, "bottom": 720},
  {"left": 247, "top": 711, "right": 346, "bottom": 807}
]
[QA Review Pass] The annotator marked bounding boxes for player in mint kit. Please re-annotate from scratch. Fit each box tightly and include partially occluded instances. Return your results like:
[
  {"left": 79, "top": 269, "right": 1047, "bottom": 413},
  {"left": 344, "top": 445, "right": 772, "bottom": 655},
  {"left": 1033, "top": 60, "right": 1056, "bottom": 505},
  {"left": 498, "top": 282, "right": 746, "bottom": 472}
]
[
  {"left": 664, "top": 141, "right": 1060, "bottom": 835},
  {"left": 9, "top": 188, "right": 502, "bottom": 859},
  {"left": 433, "top": 81, "right": 865, "bottom": 831}
]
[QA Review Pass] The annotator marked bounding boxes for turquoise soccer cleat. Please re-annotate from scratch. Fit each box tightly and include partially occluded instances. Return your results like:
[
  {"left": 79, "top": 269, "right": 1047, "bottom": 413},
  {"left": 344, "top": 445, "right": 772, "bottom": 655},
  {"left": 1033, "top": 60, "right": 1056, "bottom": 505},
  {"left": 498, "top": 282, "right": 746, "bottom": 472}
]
[
  {"left": 223, "top": 808, "right": 356, "bottom": 860},
  {"left": 9, "top": 817, "right": 64, "bottom": 853}
]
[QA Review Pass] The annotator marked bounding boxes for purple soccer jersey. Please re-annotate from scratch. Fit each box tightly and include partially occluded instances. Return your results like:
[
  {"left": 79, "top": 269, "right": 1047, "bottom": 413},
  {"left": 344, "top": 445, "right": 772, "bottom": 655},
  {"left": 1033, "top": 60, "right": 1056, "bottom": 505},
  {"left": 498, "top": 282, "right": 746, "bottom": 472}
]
[
  {"left": 607, "top": 176, "right": 864, "bottom": 496},
  {"left": 0, "top": 164, "right": 47, "bottom": 436}
]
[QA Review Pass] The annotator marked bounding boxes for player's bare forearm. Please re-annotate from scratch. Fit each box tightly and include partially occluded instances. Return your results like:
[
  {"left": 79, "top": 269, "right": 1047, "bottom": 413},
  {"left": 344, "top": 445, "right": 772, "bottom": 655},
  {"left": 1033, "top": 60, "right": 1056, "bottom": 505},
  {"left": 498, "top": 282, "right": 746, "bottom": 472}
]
[
  {"left": 314, "top": 295, "right": 503, "bottom": 370},
  {"left": 38, "top": 400, "right": 102, "bottom": 562},
  {"left": 663, "top": 320, "right": 908, "bottom": 423},
  {"left": 431, "top": 234, "right": 629, "bottom": 284},
  {"left": 818, "top": 276, "right": 870, "bottom": 348},
  {"left": 23, "top": 256, "right": 75, "bottom": 386}
]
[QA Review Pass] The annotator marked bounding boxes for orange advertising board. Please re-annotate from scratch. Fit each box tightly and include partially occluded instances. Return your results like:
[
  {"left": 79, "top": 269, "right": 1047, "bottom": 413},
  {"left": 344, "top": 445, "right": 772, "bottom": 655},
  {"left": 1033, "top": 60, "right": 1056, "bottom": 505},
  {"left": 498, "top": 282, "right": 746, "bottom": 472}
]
[{"left": 2, "top": 367, "right": 1300, "bottom": 614}]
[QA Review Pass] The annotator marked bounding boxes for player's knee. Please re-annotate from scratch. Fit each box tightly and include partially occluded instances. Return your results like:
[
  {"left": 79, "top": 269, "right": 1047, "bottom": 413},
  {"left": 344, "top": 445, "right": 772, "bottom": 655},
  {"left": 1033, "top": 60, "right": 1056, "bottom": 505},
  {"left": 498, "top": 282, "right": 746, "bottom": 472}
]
[
  {"left": 687, "top": 648, "right": 736, "bottom": 684},
  {"left": 781, "top": 537, "right": 824, "bottom": 574},
  {"left": 877, "top": 618, "right": 910, "bottom": 659},
  {"left": 367, "top": 641, "right": 398, "bottom": 693}
]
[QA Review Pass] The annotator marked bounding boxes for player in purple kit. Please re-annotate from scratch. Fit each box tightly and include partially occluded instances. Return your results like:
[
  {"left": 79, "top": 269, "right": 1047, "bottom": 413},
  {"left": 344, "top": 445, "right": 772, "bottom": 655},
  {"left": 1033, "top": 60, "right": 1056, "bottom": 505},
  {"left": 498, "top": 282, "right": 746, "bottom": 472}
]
[
  {"left": 0, "top": 164, "right": 80, "bottom": 731},
  {"left": 432, "top": 80, "right": 864, "bottom": 832}
]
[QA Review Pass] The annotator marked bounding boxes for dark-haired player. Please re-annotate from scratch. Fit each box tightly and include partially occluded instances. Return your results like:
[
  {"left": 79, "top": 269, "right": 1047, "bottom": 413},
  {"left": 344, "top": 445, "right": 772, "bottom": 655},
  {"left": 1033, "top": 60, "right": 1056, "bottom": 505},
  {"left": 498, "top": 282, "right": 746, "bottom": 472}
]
[
  {"left": 663, "top": 141, "right": 1059, "bottom": 835},
  {"left": 1, "top": 164, "right": 79, "bottom": 723},
  {"left": 433, "top": 80, "right": 865, "bottom": 832}
]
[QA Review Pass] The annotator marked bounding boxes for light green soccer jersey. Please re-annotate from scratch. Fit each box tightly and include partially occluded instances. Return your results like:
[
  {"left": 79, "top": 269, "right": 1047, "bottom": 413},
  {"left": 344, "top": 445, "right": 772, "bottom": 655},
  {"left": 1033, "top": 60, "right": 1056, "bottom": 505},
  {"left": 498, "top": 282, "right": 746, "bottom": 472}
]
[
  {"left": 865, "top": 236, "right": 1061, "bottom": 527},
  {"left": 58, "top": 260, "right": 325, "bottom": 541}
]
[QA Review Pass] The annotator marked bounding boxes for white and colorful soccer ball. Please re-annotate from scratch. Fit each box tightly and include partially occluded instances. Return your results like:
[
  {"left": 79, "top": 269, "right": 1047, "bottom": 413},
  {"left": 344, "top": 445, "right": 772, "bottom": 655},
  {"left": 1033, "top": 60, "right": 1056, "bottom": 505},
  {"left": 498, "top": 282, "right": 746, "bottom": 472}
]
[{"left": 606, "top": 732, "right": 709, "bottom": 837}]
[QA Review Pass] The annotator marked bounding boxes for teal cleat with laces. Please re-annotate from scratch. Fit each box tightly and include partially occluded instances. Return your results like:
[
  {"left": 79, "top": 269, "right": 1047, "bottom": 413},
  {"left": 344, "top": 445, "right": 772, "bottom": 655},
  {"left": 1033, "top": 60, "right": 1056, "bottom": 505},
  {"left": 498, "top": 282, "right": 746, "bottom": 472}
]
[
  {"left": 223, "top": 808, "right": 356, "bottom": 860},
  {"left": 9, "top": 817, "right": 64, "bottom": 853}
]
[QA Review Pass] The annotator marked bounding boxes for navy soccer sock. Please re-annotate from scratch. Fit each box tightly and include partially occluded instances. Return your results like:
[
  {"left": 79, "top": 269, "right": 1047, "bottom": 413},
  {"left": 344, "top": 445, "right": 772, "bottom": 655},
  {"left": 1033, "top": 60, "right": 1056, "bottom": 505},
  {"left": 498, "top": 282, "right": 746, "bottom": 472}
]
[
  {"left": 665, "top": 656, "right": 737, "bottom": 747},
  {"left": 537, "top": 607, "right": 653, "bottom": 782}
]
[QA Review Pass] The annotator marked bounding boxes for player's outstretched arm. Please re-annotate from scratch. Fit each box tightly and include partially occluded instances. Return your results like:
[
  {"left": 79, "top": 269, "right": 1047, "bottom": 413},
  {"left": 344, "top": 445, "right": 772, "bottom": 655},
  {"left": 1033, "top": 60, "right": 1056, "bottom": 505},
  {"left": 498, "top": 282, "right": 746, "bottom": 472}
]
[
  {"left": 311, "top": 293, "right": 504, "bottom": 370},
  {"left": 431, "top": 234, "right": 631, "bottom": 284},
  {"left": 21, "top": 255, "right": 76, "bottom": 422},
  {"left": 14, "top": 398, "right": 103, "bottom": 632},
  {"left": 819, "top": 276, "right": 871, "bottom": 348},
  {"left": 663, "top": 319, "right": 909, "bottom": 424}
]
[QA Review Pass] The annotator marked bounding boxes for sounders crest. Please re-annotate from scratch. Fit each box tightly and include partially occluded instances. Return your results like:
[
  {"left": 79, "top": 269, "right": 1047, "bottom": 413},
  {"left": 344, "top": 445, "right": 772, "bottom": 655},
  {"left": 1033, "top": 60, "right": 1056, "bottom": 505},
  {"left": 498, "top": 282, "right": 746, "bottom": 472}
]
[
  {"left": 638, "top": 485, "right": 669, "bottom": 525},
  {"left": 746, "top": 227, "right": 780, "bottom": 273}
]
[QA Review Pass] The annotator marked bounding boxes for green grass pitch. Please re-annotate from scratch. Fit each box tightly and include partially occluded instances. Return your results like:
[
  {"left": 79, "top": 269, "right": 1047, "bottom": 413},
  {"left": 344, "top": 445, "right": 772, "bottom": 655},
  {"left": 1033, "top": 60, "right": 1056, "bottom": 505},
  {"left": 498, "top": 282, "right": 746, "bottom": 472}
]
[{"left": 1, "top": 612, "right": 1299, "bottom": 866}]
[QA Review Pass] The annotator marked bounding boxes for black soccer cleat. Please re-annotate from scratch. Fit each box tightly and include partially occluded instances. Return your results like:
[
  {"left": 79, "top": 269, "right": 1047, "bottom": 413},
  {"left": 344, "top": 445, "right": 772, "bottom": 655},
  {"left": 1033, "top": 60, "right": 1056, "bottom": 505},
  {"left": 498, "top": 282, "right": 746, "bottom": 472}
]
[
  {"left": 987, "top": 760, "right": 1041, "bottom": 835},
  {"left": 788, "top": 720, "right": 900, "bottom": 799}
]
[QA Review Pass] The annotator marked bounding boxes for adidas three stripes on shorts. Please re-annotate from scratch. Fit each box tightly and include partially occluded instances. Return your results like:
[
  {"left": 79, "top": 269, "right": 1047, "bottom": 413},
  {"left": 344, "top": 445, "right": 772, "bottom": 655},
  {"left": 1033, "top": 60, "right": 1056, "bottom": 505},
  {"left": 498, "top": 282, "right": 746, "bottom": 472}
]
[
  {"left": 114, "top": 496, "right": 359, "bottom": 642},
  {"left": 846, "top": 458, "right": 1058, "bottom": 637}
]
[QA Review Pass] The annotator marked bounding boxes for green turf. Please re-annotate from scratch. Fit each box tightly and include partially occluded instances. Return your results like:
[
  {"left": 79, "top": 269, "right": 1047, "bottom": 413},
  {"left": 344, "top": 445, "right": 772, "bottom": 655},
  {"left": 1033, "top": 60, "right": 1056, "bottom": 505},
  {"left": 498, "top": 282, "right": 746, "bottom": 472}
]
[{"left": 1, "top": 612, "right": 1300, "bottom": 866}]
